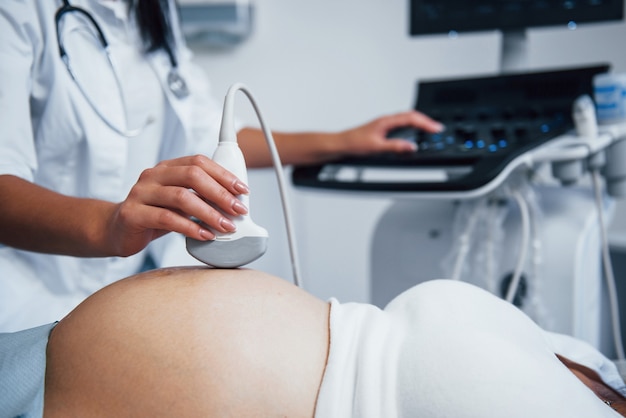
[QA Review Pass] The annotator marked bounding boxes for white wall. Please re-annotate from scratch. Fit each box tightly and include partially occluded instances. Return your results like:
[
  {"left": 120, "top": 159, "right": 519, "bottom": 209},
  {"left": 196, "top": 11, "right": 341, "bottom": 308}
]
[{"left": 190, "top": 0, "right": 626, "bottom": 302}]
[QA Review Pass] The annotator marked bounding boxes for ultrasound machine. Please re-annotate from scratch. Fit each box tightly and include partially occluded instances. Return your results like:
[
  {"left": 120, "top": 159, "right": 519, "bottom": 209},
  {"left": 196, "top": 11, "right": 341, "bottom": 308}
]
[{"left": 292, "top": 0, "right": 626, "bottom": 359}]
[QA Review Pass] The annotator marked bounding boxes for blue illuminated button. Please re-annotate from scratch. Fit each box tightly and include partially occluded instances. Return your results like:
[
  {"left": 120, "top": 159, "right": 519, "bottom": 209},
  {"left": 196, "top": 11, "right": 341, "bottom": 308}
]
[
  {"left": 476, "top": 139, "right": 485, "bottom": 149},
  {"left": 498, "top": 139, "right": 508, "bottom": 148},
  {"left": 464, "top": 140, "right": 474, "bottom": 149},
  {"left": 488, "top": 144, "right": 498, "bottom": 152}
]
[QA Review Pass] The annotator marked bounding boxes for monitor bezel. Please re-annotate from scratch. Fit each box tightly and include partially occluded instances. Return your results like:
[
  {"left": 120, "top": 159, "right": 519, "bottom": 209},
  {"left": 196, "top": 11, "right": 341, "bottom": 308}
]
[{"left": 410, "top": 1, "right": 625, "bottom": 36}]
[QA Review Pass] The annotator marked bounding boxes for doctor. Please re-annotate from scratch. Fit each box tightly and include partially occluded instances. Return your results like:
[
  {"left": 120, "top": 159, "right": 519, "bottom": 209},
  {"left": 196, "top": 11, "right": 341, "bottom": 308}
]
[{"left": 0, "top": 0, "right": 442, "bottom": 332}]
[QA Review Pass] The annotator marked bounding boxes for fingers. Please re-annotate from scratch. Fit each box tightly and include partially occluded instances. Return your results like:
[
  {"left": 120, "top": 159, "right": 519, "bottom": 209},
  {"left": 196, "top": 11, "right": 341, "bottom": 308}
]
[
  {"left": 383, "top": 110, "right": 445, "bottom": 134},
  {"left": 143, "top": 166, "right": 246, "bottom": 217},
  {"left": 373, "top": 111, "right": 445, "bottom": 154},
  {"left": 140, "top": 184, "right": 238, "bottom": 231},
  {"left": 156, "top": 154, "right": 249, "bottom": 198},
  {"left": 381, "top": 138, "right": 418, "bottom": 153},
  {"left": 124, "top": 155, "right": 251, "bottom": 242},
  {"left": 115, "top": 198, "right": 215, "bottom": 244}
]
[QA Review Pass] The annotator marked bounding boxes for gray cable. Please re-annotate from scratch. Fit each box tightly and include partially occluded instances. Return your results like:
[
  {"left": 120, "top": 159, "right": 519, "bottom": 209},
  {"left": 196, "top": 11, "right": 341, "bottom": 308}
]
[
  {"left": 505, "top": 190, "right": 531, "bottom": 304},
  {"left": 555, "top": 138, "right": 625, "bottom": 360},
  {"left": 229, "top": 83, "right": 303, "bottom": 288},
  {"left": 591, "top": 169, "right": 625, "bottom": 360}
]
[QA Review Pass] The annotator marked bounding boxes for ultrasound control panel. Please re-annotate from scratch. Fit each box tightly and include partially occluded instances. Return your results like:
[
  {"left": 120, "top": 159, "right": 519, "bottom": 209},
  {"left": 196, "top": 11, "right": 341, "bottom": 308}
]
[{"left": 292, "top": 64, "right": 609, "bottom": 194}]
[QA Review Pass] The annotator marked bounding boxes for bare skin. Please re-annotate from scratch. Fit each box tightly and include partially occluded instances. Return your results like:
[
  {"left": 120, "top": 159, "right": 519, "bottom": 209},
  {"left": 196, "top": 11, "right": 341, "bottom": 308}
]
[
  {"left": 44, "top": 267, "right": 330, "bottom": 418},
  {"left": 558, "top": 354, "right": 626, "bottom": 416}
]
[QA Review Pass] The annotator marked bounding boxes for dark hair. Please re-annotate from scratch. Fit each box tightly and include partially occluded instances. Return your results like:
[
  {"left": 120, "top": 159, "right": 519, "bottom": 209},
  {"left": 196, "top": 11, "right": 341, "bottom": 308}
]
[{"left": 130, "top": 0, "right": 175, "bottom": 56}]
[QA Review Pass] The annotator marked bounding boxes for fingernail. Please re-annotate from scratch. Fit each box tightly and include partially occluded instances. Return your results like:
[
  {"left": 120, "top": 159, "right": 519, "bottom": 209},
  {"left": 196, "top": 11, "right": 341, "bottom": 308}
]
[
  {"left": 434, "top": 122, "right": 445, "bottom": 132},
  {"left": 199, "top": 228, "right": 215, "bottom": 240},
  {"left": 233, "top": 201, "right": 248, "bottom": 215},
  {"left": 220, "top": 218, "right": 237, "bottom": 232},
  {"left": 234, "top": 181, "right": 250, "bottom": 194}
]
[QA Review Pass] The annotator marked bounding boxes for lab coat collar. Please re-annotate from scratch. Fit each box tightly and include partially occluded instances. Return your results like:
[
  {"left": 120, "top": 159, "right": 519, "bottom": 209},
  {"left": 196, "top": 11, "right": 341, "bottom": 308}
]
[
  {"left": 67, "top": 0, "right": 134, "bottom": 44},
  {"left": 94, "top": 0, "right": 131, "bottom": 21},
  {"left": 66, "top": 0, "right": 126, "bottom": 23}
]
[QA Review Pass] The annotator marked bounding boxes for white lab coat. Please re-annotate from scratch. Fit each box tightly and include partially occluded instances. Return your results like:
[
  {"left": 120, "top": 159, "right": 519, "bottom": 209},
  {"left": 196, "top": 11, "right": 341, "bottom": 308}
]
[{"left": 0, "top": 0, "right": 223, "bottom": 331}]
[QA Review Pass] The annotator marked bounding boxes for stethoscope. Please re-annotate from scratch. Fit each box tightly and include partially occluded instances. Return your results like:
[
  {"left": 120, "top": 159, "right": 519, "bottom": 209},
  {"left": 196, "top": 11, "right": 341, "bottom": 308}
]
[{"left": 54, "top": 0, "right": 190, "bottom": 137}]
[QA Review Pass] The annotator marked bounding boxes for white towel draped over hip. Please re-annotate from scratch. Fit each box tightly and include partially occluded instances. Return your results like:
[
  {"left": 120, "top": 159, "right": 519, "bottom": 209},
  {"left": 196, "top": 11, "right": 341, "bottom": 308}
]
[{"left": 315, "top": 279, "right": 624, "bottom": 418}]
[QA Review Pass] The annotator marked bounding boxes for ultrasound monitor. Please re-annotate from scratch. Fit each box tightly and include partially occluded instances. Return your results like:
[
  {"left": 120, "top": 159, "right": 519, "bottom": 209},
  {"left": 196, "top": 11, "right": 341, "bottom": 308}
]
[
  {"left": 409, "top": 1, "right": 624, "bottom": 71},
  {"left": 291, "top": 2, "right": 624, "bottom": 194}
]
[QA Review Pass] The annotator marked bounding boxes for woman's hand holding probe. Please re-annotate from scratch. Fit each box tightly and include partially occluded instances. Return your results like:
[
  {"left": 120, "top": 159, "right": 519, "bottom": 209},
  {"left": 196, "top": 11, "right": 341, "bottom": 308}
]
[{"left": 107, "top": 155, "right": 249, "bottom": 257}]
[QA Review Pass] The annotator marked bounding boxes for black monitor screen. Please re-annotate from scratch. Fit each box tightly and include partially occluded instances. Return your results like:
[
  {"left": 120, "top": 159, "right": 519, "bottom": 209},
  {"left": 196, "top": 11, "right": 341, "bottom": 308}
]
[{"left": 410, "top": 1, "right": 624, "bottom": 35}]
